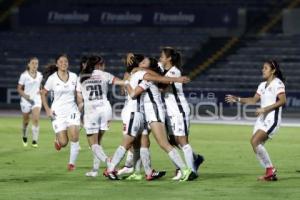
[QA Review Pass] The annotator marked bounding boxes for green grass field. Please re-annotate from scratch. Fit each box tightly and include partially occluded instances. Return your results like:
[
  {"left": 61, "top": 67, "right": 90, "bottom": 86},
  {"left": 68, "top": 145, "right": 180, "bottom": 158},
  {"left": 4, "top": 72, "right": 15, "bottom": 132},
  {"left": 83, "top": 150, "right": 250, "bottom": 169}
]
[{"left": 0, "top": 117, "right": 300, "bottom": 200}]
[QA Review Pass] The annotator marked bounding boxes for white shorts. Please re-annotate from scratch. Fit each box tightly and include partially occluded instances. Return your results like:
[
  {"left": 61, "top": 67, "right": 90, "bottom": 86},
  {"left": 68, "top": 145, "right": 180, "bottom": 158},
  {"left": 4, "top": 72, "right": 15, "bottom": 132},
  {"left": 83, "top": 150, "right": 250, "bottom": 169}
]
[
  {"left": 253, "top": 115, "right": 281, "bottom": 138},
  {"left": 20, "top": 99, "right": 42, "bottom": 113},
  {"left": 144, "top": 102, "right": 165, "bottom": 124},
  {"left": 122, "top": 112, "right": 145, "bottom": 137},
  {"left": 84, "top": 105, "right": 112, "bottom": 135},
  {"left": 166, "top": 112, "right": 190, "bottom": 137},
  {"left": 52, "top": 111, "right": 81, "bottom": 134}
]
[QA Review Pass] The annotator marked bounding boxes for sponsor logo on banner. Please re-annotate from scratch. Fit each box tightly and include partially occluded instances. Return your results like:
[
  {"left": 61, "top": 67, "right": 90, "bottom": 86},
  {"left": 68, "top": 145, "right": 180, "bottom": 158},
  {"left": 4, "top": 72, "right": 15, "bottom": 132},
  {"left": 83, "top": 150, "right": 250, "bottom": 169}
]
[
  {"left": 101, "top": 11, "right": 142, "bottom": 24},
  {"left": 153, "top": 12, "right": 195, "bottom": 25},
  {"left": 48, "top": 10, "right": 89, "bottom": 24}
]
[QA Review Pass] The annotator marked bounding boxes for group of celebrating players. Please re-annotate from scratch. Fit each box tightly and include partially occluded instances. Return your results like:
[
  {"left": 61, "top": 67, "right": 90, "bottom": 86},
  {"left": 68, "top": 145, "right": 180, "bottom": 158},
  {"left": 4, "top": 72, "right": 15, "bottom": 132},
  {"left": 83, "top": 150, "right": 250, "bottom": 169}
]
[{"left": 17, "top": 46, "right": 286, "bottom": 182}]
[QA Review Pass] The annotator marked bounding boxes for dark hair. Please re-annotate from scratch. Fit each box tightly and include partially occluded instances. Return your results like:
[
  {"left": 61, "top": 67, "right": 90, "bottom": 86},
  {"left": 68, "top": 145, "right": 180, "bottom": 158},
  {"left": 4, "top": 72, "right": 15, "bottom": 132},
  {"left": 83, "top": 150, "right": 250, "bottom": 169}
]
[
  {"left": 80, "top": 55, "right": 104, "bottom": 83},
  {"left": 148, "top": 57, "right": 163, "bottom": 75},
  {"left": 55, "top": 54, "right": 68, "bottom": 63},
  {"left": 42, "top": 64, "right": 57, "bottom": 86},
  {"left": 26, "top": 57, "right": 38, "bottom": 70},
  {"left": 161, "top": 47, "right": 182, "bottom": 71},
  {"left": 79, "top": 56, "right": 88, "bottom": 74},
  {"left": 126, "top": 53, "right": 145, "bottom": 73},
  {"left": 266, "top": 60, "right": 285, "bottom": 83}
]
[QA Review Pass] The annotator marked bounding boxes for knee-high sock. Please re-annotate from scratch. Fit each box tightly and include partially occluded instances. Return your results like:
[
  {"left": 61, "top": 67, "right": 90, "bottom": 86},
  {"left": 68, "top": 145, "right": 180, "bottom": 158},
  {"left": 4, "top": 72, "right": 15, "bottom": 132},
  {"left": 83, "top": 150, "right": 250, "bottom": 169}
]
[
  {"left": 32, "top": 125, "right": 39, "bottom": 142},
  {"left": 124, "top": 151, "right": 134, "bottom": 168},
  {"left": 91, "top": 144, "right": 108, "bottom": 164},
  {"left": 168, "top": 148, "right": 186, "bottom": 170},
  {"left": 256, "top": 144, "right": 273, "bottom": 168},
  {"left": 108, "top": 146, "right": 126, "bottom": 171},
  {"left": 140, "top": 147, "right": 152, "bottom": 176},
  {"left": 182, "top": 144, "right": 195, "bottom": 172},
  {"left": 69, "top": 141, "right": 80, "bottom": 165}
]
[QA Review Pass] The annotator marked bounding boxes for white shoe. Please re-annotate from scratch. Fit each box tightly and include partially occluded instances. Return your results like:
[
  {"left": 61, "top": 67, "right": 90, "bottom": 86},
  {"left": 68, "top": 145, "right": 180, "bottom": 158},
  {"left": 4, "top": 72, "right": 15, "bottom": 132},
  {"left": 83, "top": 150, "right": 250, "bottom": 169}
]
[
  {"left": 85, "top": 171, "right": 98, "bottom": 177},
  {"left": 172, "top": 169, "right": 182, "bottom": 181},
  {"left": 117, "top": 166, "right": 134, "bottom": 176}
]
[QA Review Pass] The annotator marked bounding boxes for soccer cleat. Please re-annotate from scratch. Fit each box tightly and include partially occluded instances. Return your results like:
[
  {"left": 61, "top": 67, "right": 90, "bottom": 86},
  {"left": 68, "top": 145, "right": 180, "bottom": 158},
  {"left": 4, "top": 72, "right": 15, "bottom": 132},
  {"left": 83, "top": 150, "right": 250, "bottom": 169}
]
[
  {"left": 180, "top": 168, "right": 192, "bottom": 182},
  {"left": 85, "top": 170, "right": 98, "bottom": 177},
  {"left": 117, "top": 166, "right": 134, "bottom": 176},
  {"left": 188, "top": 171, "right": 199, "bottom": 181},
  {"left": 257, "top": 167, "right": 278, "bottom": 181},
  {"left": 103, "top": 168, "right": 119, "bottom": 180},
  {"left": 54, "top": 139, "right": 61, "bottom": 151},
  {"left": 67, "top": 164, "right": 76, "bottom": 171},
  {"left": 23, "top": 142, "right": 28, "bottom": 147},
  {"left": 172, "top": 169, "right": 182, "bottom": 181},
  {"left": 126, "top": 173, "right": 143, "bottom": 181},
  {"left": 146, "top": 170, "right": 166, "bottom": 181},
  {"left": 194, "top": 154, "right": 204, "bottom": 172},
  {"left": 31, "top": 141, "right": 38, "bottom": 148}
]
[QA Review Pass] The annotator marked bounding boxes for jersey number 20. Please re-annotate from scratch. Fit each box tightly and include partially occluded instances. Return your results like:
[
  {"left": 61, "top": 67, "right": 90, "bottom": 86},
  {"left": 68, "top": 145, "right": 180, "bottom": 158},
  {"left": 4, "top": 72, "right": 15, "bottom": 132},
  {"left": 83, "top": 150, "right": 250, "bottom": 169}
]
[{"left": 86, "top": 85, "right": 103, "bottom": 100}]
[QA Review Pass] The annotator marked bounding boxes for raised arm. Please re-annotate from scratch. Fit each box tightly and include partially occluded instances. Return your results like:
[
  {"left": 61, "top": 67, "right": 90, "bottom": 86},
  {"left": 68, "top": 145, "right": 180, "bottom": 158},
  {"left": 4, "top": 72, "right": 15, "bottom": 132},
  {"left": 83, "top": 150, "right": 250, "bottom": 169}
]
[
  {"left": 225, "top": 93, "right": 261, "bottom": 105},
  {"left": 143, "top": 72, "right": 190, "bottom": 84}
]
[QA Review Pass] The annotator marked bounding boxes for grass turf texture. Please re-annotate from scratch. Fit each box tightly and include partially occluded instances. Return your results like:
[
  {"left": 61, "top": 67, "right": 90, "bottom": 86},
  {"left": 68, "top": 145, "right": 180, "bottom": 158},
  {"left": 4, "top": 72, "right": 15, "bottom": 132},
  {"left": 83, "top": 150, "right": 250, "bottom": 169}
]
[{"left": 0, "top": 117, "right": 300, "bottom": 200}]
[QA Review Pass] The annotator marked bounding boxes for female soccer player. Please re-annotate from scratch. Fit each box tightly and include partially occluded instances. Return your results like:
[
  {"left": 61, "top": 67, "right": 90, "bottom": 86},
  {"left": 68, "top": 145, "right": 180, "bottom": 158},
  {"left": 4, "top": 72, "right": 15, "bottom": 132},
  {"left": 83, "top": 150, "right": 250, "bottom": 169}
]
[
  {"left": 41, "top": 54, "right": 80, "bottom": 171},
  {"left": 225, "top": 60, "right": 286, "bottom": 181},
  {"left": 17, "top": 57, "right": 42, "bottom": 148},
  {"left": 77, "top": 55, "right": 125, "bottom": 177},
  {"left": 159, "top": 47, "right": 204, "bottom": 180},
  {"left": 123, "top": 56, "right": 193, "bottom": 181}
]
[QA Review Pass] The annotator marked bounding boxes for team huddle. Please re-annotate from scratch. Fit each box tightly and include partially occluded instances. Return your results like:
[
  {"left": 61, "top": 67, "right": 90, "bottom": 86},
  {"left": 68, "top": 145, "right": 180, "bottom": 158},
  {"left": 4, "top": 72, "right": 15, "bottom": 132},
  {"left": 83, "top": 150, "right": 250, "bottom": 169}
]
[{"left": 17, "top": 47, "right": 286, "bottom": 182}]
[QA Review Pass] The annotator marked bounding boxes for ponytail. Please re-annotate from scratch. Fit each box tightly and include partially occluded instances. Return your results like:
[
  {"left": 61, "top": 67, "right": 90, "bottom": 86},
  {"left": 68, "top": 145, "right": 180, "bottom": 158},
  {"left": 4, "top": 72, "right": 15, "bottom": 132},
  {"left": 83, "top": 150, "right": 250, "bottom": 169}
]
[
  {"left": 80, "top": 55, "right": 104, "bottom": 83},
  {"left": 267, "top": 60, "right": 285, "bottom": 83},
  {"left": 42, "top": 64, "right": 57, "bottom": 86}
]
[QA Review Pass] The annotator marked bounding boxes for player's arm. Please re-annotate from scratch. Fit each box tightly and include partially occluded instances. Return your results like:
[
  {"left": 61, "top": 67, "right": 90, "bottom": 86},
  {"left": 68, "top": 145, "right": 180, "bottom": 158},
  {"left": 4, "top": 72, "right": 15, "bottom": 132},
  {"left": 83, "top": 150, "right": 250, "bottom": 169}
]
[
  {"left": 124, "top": 82, "right": 143, "bottom": 99},
  {"left": 225, "top": 93, "right": 261, "bottom": 105},
  {"left": 76, "top": 92, "right": 84, "bottom": 113},
  {"left": 41, "top": 89, "right": 55, "bottom": 119},
  {"left": 256, "top": 93, "right": 286, "bottom": 116},
  {"left": 143, "top": 72, "right": 190, "bottom": 84},
  {"left": 17, "top": 84, "right": 31, "bottom": 102},
  {"left": 112, "top": 77, "right": 126, "bottom": 85}
]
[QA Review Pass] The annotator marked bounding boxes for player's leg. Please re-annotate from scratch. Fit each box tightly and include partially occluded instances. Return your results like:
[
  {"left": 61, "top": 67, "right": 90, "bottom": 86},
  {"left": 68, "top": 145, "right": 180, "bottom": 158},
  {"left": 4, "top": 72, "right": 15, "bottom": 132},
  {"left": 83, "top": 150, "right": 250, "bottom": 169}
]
[
  {"left": 67, "top": 125, "right": 80, "bottom": 171},
  {"left": 149, "top": 122, "right": 192, "bottom": 181},
  {"left": 251, "top": 129, "right": 276, "bottom": 181},
  {"left": 31, "top": 106, "right": 41, "bottom": 147},
  {"left": 21, "top": 112, "right": 30, "bottom": 147}
]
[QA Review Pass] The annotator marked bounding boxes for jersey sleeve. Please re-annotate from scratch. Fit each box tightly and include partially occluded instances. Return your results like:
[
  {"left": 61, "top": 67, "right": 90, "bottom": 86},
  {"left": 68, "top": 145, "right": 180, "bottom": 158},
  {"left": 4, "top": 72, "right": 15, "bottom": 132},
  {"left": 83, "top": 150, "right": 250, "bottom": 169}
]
[
  {"left": 275, "top": 81, "right": 285, "bottom": 96},
  {"left": 106, "top": 72, "right": 115, "bottom": 84},
  {"left": 44, "top": 76, "right": 53, "bottom": 91},
  {"left": 18, "top": 73, "right": 26, "bottom": 85},
  {"left": 256, "top": 83, "right": 264, "bottom": 96},
  {"left": 76, "top": 78, "right": 82, "bottom": 92},
  {"left": 138, "top": 80, "right": 151, "bottom": 90},
  {"left": 166, "top": 68, "right": 181, "bottom": 78}
]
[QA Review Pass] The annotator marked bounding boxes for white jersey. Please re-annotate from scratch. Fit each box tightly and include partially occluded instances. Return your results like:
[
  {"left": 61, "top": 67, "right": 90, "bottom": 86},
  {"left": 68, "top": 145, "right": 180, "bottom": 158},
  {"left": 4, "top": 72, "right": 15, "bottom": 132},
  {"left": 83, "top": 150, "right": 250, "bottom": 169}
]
[
  {"left": 44, "top": 71, "right": 78, "bottom": 116},
  {"left": 76, "top": 69, "right": 115, "bottom": 112},
  {"left": 126, "top": 70, "right": 147, "bottom": 112},
  {"left": 256, "top": 77, "right": 285, "bottom": 123},
  {"left": 18, "top": 70, "right": 43, "bottom": 104},
  {"left": 139, "top": 79, "right": 164, "bottom": 122},
  {"left": 163, "top": 66, "right": 190, "bottom": 116}
]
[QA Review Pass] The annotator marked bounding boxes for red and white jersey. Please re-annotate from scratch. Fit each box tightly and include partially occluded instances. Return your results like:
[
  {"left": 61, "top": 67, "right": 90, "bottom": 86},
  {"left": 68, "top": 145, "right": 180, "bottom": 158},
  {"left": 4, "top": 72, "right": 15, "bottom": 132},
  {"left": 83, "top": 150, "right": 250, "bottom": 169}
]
[
  {"left": 44, "top": 71, "right": 78, "bottom": 116},
  {"left": 163, "top": 66, "right": 190, "bottom": 116},
  {"left": 76, "top": 69, "right": 115, "bottom": 112},
  {"left": 256, "top": 77, "right": 285, "bottom": 120},
  {"left": 18, "top": 70, "right": 43, "bottom": 103},
  {"left": 126, "top": 70, "right": 147, "bottom": 112}
]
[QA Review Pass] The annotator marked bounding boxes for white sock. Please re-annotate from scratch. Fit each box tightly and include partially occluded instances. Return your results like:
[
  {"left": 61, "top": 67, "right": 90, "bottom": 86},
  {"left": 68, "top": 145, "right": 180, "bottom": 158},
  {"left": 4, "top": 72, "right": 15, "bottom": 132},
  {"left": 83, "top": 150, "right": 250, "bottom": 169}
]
[
  {"left": 32, "top": 125, "right": 39, "bottom": 142},
  {"left": 140, "top": 147, "right": 152, "bottom": 176},
  {"left": 133, "top": 148, "right": 140, "bottom": 172},
  {"left": 182, "top": 144, "right": 196, "bottom": 172},
  {"left": 256, "top": 144, "right": 273, "bottom": 168},
  {"left": 168, "top": 148, "right": 186, "bottom": 170},
  {"left": 69, "top": 141, "right": 80, "bottom": 165},
  {"left": 124, "top": 151, "right": 133, "bottom": 167},
  {"left": 91, "top": 144, "right": 108, "bottom": 164},
  {"left": 22, "top": 124, "right": 29, "bottom": 138},
  {"left": 92, "top": 152, "right": 100, "bottom": 171},
  {"left": 108, "top": 146, "right": 126, "bottom": 171}
]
